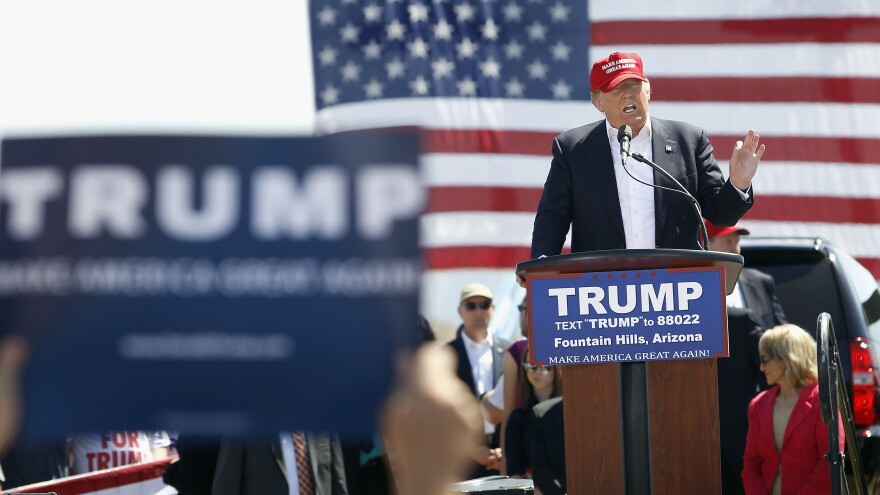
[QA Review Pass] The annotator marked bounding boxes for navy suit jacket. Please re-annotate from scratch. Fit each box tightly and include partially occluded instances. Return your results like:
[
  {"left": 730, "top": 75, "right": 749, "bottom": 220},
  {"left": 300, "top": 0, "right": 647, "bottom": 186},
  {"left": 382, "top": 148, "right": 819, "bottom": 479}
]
[
  {"left": 529, "top": 397, "right": 565, "bottom": 495},
  {"left": 532, "top": 118, "right": 753, "bottom": 257},
  {"left": 738, "top": 267, "right": 787, "bottom": 331},
  {"left": 717, "top": 307, "right": 765, "bottom": 495},
  {"left": 212, "top": 434, "right": 347, "bottom": 495}
]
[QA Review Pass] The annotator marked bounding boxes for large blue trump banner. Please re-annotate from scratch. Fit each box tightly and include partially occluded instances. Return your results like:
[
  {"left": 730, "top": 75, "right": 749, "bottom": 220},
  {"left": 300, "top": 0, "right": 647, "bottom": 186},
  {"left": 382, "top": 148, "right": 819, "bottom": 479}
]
[
  {"left": 0, "top": 134, "right": 422, "bottom": 437},
  {"left": 529, "top": 267, "right": 728, "bottom": 365}
]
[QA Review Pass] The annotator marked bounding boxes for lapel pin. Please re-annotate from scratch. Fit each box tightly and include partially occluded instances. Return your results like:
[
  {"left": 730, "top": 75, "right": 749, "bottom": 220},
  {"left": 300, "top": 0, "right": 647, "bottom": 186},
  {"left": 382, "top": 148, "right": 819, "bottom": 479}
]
[{"left": 665, "top": 145, "right": 673, "bottom": 153}]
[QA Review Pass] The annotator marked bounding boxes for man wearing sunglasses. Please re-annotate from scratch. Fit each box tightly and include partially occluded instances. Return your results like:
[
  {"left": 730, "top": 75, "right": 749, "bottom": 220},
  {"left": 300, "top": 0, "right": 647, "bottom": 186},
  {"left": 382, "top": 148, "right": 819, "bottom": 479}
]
[{"left": 447, "top": 283, "right": 512, "bottom": 479}]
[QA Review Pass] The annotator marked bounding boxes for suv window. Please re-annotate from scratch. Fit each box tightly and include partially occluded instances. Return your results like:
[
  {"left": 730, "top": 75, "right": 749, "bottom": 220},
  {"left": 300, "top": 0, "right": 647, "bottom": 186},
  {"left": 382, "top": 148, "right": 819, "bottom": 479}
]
[
  {"left": 743, "top": 255, "right": 845, "bottom": 338},
  {"left": 837, "top": 252, "right": 880, "bottom": 342}
]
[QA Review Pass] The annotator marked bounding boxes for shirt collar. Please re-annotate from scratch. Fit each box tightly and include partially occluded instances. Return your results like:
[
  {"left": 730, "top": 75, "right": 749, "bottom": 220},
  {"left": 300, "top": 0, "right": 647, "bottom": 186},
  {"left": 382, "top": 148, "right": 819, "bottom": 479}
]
[
  {"left": 461, "top": 329, "right": 493, "bottom": 348},
  {"left": 606, "top": 118, "right": 652, "bottom": 143}
]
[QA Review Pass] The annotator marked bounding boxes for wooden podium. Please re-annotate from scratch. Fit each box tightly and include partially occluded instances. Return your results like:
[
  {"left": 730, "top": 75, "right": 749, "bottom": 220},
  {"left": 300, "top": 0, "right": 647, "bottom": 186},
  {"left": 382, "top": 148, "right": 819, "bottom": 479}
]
[{"left": 516, "top": 249, "right": 743, "bottom": 495}]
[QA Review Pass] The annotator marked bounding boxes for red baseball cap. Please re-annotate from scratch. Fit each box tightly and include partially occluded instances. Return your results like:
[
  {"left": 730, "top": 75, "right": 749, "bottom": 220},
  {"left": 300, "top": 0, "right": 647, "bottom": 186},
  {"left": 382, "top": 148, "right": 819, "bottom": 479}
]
[
  {"left": 590, "top": 51, "right": 647, "bottom": 92},
  {"left": 704, "top": 219, "right": 750, "bottom": 238}
]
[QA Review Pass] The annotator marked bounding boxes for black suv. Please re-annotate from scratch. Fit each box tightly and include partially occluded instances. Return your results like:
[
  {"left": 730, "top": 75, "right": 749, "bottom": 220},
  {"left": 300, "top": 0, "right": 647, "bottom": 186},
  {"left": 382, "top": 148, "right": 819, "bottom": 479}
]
[{"left": 739, "top": 237, "right": 880, "bottom": 478}]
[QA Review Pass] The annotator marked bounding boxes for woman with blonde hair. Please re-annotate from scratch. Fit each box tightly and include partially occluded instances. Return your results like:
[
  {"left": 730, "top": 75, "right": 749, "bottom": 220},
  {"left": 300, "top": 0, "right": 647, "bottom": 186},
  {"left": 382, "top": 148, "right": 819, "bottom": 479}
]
[{"left": 741, "top": 324, "right": 844, "bottom": 495}]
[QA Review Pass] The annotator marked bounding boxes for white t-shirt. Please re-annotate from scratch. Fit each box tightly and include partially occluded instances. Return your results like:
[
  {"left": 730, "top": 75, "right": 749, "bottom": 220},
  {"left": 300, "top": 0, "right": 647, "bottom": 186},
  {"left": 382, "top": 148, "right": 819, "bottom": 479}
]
[{"left": 69, "top": 431, "right": 171, "bottom": 474}]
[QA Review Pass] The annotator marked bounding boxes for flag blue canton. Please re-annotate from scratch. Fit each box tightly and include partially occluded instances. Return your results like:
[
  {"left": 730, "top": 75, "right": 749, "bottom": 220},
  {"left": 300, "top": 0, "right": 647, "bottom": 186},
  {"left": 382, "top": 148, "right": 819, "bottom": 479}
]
[{"left": 309, "top": 0, "right": 591, "bottom": 109}]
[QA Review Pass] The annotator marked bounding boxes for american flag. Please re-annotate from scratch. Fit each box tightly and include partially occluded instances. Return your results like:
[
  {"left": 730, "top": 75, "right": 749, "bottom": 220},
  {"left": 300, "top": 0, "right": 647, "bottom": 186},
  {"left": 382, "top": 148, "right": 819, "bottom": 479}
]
[{"left": 309, "top": 0, "right": 880, "bottom": 330}]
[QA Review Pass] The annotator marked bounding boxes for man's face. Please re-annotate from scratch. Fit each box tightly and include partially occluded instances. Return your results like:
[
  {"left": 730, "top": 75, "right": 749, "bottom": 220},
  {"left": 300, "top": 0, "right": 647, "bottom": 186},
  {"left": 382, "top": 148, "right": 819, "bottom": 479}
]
[
  {"left": 518, "top": 301, "right": 529, "bottom": 337},
  {"left": 458, "top": 296, "right": 494, "bottom": 331},
  {"left": 593, "top": 78, "right": 650, "bottom": 133},
  {"left": 708, "top": 234, "right": 741, "bottom": 255}
]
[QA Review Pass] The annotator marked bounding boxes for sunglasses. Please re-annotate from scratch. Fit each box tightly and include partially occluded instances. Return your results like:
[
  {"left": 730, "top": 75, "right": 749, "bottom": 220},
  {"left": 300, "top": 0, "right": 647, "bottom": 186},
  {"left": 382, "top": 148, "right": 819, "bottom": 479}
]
[
  {"left": 463, "top": 301, "right": 492, "bottom": 311},
  {"left": 524, "top": 364, "right": 555, "bottom": 372},
  {"left": 760, "top": 355, "right": 774, "bottom": 364},
  {"left": 518, "top": 305, "right": 528, "bottom": 313}
]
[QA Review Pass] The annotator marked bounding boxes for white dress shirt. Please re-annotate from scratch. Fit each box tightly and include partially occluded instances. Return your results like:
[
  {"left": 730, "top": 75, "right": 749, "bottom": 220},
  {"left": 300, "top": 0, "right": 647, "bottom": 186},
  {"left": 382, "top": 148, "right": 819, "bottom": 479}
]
[
  {"left": 606, "top": 120, "right": 656, "bottom": 249},
  {"left": 279, "top": 432, "right": 303, "bottom": 495},
  {"left": 727, "top": 281, "right": 746, "bottom": 309},
  {"left": 461, "top": 330, "right": 496, "bottom": 434}
]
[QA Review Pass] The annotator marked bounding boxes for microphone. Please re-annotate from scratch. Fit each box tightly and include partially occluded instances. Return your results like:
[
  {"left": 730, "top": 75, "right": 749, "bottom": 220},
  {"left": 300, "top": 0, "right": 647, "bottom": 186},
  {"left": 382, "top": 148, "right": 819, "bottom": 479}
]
[
  {"left": 614, "top": 124, "right": 710, "bottom": 250},
  {"left": 617, "top": 125, "right": 632, "bottom": 166}
]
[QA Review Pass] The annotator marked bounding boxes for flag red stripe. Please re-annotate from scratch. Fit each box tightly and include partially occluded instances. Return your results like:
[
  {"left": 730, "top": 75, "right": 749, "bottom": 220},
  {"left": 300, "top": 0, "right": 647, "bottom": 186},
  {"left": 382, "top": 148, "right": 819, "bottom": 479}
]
[
  {"left": 424, "top": 246, "right": 880, "bottom": 280},
  {"left": 856, "top": 258, "right": 880, "bottom": 279},
  {"left": 748, "top": 196, "right": 880, "bottom": 224},
  {"left": 427, "top": 187, "right": 880, "bottom": 224},
  {"left": 650, "top": 77, "right": 880, "bottom": 104},
  {"left": 592, "top": 17, "right": 880, "bottom": 44},
  {"left": 423, "top": 129, "right": 880, "bottom": 164},
  {"left": 424, "top": 246, "right": 533, "bottom": 270},
  {"left": 427, "top": 186, "right": 542, "bottom": 213}
]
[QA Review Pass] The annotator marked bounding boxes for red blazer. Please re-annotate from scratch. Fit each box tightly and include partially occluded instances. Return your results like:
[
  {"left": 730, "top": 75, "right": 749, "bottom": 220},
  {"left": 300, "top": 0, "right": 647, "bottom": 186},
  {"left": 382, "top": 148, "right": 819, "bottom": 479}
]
[{"left": 741, "top": 384, "right": 844, "bottom": 495}]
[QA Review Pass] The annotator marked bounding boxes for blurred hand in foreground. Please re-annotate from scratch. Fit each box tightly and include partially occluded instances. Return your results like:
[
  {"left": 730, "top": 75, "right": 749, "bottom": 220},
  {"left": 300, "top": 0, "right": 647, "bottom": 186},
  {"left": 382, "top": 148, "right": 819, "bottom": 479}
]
[{"left": 383, "top": 343, "right": 483, "bottom": 495}]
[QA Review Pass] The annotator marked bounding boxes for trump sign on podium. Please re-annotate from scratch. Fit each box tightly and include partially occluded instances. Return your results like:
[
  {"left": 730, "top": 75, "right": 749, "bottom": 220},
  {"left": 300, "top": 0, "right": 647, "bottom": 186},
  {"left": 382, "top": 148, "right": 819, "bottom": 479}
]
[
  {"left": 0, "top": 133, "right": 422, "bottom": 437},
  {"left": 528, "top": 267, "right": 729, "bottom": 365}
]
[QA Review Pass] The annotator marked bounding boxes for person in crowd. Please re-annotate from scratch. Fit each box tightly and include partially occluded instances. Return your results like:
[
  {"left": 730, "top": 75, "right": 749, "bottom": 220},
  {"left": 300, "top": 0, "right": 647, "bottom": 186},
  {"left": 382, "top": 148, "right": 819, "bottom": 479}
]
[
  {"left": 742, "top": 324, "right": 844, "bottom": 495},
  {"left": 342, "top": 314, "right": 436, "bottom": 495},
  {"left": 480, "top": 375, "right": 504, "bottom": 426},
  {"left": 505, "top": 345, "right": 562, "bottom": 479},
  {"left": 529, "top": 396, "right": 565, "bottom": 495},
  {"left": 0, "top": 335, "right": 26, "bottom": 455},
  {"left": 529, "top": 50, "right": 764, "bottom": 262},
  {"left": 68, "top": 430, "right": 171, "bottom": 475},
  {"left": 0, "top": 437, "right": 69, "bottom": 489},
  {"left": 706, "top": 220, "right": 787, "bottom": 330},
  {"left": 382, "top": 343, "right": 483, "bottom": 495},
  {"left": 163, "top": 435, "right": 221, "bottom": 495},
  {"left": 717, "top": 307, "right": 766, "bottom": 495},
  {"left": 495, "top": 296, "right": 529, "bottom": 474},
  {"left": 212, "top": 432, "right": 347, "bottom": 495},
  {"left": 447, "top": 283, "right": 510, "bottom": 478}
]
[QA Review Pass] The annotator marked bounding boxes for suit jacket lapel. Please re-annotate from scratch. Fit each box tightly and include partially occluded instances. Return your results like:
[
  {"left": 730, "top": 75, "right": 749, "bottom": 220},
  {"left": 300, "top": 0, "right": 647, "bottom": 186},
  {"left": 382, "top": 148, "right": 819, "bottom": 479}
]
[
  {"left": 760, "top": 387, "right": 779, "bottom": 450},
  {"left": 492, "top": 339, "right": 507, "bottom": 383},
  {"left": 650, "top": 118, "right": 679, "bottom": 240},
  {"left": 783, "top": 386, "right": 816, "bottom": 447},
  {"left": 738, "top": 270, "right": 765, "bottom": 318},
  {"left": 451, "top": 328, "right": 477, "bottom": 395},
  {"left": 306, "top": 432, "right": 321, "bottom": 487},
  {"left": 271, "top": 436, "right": 288, "bottom": 479},
  {"left": 585, "top": 123, "right": 626, "bottom": 243}
]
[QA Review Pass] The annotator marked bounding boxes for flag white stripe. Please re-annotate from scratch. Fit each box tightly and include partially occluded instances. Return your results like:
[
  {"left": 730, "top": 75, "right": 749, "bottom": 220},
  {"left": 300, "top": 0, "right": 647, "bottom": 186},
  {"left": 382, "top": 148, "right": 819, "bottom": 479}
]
[
  {"left": 318, "top": 99, "right": 880, "bottom": 138},
  {"left": 316, "top": 99, "right": 589, "bottom": 134},
  {"left": 590, "top": 44, "right": 880, "bottom": 78},
  {"left": 425, "top": 154, "right": 880, "bottom": 199},
  {"left": 421, "top": 212, "right": 536, "bottom": 247},
  {"left": 423, "top": 212, "right": 880, "bottom": 259},
  {"left": 651, "top": 102, "right": 880, "bottom": 138},
  {"left": 590, "top": 0, "right": 880, "bottom": 21}
]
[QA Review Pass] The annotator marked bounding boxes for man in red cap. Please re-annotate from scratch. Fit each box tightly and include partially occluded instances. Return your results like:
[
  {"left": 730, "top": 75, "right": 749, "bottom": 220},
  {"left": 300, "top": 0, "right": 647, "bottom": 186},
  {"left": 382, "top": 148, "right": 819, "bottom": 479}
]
[
  {"left": 704, "top": 220, "right": 786, "bottom": 330},
  {"left": 530, "top": 51, "right": 766, "bottom": 258},
  {"left": 704, "top": 219, "right": 785, "bottom": 495}
]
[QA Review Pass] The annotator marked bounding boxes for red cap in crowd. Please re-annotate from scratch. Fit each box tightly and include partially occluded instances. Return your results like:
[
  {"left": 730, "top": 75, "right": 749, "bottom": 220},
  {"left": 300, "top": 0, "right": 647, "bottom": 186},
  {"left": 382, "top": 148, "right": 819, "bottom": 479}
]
[
  {"left": 705, "top": 220, "right": 751, "bottom": 238},
  {"left": 590, "top": 52, "right": 647, "bottom": 92}
]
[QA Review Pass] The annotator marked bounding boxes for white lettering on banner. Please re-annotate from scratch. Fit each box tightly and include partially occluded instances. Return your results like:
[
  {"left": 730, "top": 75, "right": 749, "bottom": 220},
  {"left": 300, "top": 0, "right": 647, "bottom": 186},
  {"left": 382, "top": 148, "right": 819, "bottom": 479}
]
[
  {"left": 69, "top": 166, "right": 148, "bottom": 238},
  {"left": 547, "top": 281, "right": 703, "bottom": 316},
  {"left": 251, "top": 166, "right": 348, "bottom": 240},
  {"left": 158, "top": 166, "right": 239, "bottom": 241},
  {"left": 0, "top": 164, "right": 420, "bottom": 242},
  {"left": 357, "top": 166, "right": 425, "bottom": 239},
  {"left": 0, "top": 167, "right": 63, "bottom": 240},
  {"left": 0, "top": 257, "right": 419, "bottom": 297}
]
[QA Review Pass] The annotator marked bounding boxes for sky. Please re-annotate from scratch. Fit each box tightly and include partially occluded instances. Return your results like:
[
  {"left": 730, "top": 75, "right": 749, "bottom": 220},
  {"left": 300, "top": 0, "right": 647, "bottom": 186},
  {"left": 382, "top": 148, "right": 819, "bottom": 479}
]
[{"left": 0, "top": 0, "right": 316, "bottom": 137}]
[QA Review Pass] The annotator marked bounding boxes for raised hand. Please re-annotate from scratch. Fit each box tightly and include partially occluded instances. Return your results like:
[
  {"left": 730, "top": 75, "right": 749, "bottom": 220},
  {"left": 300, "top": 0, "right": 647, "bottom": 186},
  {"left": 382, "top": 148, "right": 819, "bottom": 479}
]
[{"left": 729, "top": 129, "right": 765, "bottom": 191}]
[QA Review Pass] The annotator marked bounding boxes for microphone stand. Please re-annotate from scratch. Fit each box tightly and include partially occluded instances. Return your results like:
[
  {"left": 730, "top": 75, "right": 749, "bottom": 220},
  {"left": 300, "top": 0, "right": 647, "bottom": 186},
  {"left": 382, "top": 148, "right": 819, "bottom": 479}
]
[{"left": 626, "top": 151, "right": 710, "bottom": 250}]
